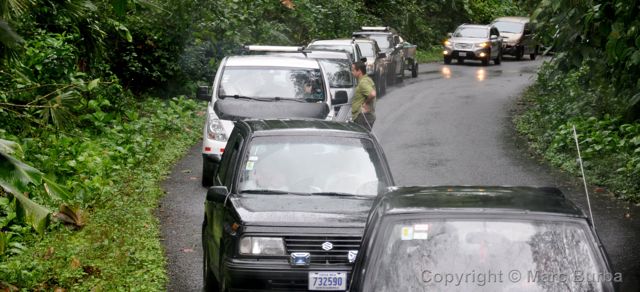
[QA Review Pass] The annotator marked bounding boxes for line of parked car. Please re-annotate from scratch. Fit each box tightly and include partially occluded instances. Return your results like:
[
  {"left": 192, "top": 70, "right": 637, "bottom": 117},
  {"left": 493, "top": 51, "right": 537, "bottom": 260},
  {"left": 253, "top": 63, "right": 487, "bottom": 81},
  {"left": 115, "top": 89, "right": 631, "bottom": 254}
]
[
  {"left": 196, "top": 25, "right": 617, "bottom": 292},
  {"left": 443, "top": 16, "right": 540, "bottom": 66}
]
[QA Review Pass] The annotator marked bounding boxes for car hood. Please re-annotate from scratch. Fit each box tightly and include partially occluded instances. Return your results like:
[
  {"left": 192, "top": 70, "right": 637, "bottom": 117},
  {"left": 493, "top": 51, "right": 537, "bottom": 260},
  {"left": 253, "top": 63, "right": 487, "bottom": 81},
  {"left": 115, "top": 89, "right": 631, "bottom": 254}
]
[
  {"left": 450, "top": 37, "right": 487, "bottom": 44},
  {"left": 214, "top": 98, "right": 329, "bottom": 121},
  {"left": 230, "top": 194, "right": 374, "bottom": 227}
]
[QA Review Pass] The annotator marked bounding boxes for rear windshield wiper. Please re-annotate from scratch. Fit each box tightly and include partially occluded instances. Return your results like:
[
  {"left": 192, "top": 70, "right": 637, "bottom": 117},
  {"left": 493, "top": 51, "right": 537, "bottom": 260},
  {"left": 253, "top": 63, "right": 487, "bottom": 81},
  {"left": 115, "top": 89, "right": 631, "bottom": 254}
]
[
  {"left": 309, "top": 192, "right": 371, "bottom": 198},
  {"left": 240, "top": 189, "right": 310, "bottom": 195}
]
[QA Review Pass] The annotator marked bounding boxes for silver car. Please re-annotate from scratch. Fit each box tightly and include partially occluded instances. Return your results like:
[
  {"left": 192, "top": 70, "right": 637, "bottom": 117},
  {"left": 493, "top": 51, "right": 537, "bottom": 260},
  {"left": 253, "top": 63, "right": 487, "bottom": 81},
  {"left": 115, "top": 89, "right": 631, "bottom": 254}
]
[{"left": 443, "top": 24, "right": 503, "bottom": 66}]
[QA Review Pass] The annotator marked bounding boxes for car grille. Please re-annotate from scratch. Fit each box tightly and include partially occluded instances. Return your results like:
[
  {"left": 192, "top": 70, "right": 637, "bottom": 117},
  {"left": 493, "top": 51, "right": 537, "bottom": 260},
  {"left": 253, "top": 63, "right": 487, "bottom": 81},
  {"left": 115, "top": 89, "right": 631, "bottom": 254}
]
[
  {"left": 455, "top": 43, "right": 473, "bottom": 50},
  {"left": 284, "top": 235, "right": 361, "bottom": 264}
]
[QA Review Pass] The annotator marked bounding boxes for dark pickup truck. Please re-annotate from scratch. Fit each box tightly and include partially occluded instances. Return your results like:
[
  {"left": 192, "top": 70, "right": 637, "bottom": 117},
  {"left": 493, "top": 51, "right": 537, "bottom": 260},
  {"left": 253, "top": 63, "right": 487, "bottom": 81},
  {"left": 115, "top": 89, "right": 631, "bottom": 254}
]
[{"left": 202, "top": 119, "right": 395, "bottom": 291}]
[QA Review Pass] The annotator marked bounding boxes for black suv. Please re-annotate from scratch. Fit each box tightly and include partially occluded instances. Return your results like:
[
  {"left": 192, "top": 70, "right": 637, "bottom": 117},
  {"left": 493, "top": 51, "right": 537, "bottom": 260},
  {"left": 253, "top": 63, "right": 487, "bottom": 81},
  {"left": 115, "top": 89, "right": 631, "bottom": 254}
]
[
  {"left": 350, "top": 186, "right": 617, "bottom": 292},
  {"left": 353, "top": 26, "right": 405, "bottom": 85},
  {"left": 202, "top": 119, "right": 394, "bottom": 291}
]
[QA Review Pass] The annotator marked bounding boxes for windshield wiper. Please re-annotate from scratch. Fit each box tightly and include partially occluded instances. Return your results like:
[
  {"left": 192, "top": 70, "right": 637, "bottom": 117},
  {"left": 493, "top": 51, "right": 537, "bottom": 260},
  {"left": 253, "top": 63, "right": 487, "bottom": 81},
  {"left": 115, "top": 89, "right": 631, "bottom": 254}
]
[
  {"left": 219, "top": 95, "right": 273, "bottom": 101},
  {"left": 309, "top": 192, "right": 370, "bottom": 198},
  {"left": 240, "top": 189, "right": 310, "bottom": 195}
]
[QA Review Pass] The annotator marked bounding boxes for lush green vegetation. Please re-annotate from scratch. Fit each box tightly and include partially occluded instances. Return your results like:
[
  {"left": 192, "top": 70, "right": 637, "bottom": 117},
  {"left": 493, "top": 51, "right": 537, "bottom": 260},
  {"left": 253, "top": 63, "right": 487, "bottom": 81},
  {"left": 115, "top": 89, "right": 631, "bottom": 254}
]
[
  {"left": 0, "top": 0, "right": 544, "bottom": 289},
  {"left": 515, "top": 0, "right": 640, "bottom": 202}
]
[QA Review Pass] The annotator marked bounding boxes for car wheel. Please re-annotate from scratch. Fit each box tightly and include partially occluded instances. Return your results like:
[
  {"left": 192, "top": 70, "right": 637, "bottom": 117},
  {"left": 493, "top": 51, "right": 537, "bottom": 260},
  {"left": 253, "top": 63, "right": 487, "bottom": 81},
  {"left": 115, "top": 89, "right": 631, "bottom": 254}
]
[
  {"left": 380, "top": 74, "right": 387, "bottom": 96},
  {"left": 202, "top": 159, "right": 215, "bottom": 187},
  {"left": 411, "top": 61, "right": 418, "bottom": 77},
  {"left": 516, "top": 46, "right": 524, "bottom": 60},
  {"left": 203, "top": 224, "right": 220, "bottom": 292},
  {"left": 494, "top": 51, "right": 502, "bottom": 65},
  {"left": 530, "top": 46, "right": 538, "bottom": 60},
  {"left": 444, "top": 56, "right": 452, "bottom": 64},
  {"left": 397, "top": 62, "right": 405, "bottom": 83}
]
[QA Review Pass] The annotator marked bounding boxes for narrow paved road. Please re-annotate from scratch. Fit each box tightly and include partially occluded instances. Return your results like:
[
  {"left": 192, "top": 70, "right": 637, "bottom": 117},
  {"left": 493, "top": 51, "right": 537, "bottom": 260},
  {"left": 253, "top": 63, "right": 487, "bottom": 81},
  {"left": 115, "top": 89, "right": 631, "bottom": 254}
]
[{"left": 159, "top": 57, "right": 640, "bottom": 291}]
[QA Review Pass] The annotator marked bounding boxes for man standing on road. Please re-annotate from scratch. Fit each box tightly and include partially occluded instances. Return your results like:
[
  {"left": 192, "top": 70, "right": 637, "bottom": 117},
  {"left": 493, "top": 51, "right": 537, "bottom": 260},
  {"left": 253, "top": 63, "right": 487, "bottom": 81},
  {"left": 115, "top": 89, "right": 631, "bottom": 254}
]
[{"left": 351, "top": 61, "right": 377, "bottom": 131}]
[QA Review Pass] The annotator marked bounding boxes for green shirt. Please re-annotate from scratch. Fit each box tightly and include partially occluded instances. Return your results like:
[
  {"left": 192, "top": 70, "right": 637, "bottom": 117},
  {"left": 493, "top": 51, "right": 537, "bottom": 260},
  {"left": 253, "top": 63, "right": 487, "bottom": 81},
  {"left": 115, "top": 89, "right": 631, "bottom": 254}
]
[{"left": 351, "top": 75, "right": 375, "bottom": 117}]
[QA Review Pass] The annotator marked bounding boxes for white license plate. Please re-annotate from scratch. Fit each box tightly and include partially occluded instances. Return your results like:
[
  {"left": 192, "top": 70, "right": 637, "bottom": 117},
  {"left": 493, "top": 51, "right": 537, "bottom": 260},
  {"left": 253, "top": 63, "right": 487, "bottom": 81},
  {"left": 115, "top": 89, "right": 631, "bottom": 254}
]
[
  {"left": 458, "top": 52, "right": 467, "bottom": 57},
  {"left": 308, "top": 271, "right": 347, "bottom": 291}
]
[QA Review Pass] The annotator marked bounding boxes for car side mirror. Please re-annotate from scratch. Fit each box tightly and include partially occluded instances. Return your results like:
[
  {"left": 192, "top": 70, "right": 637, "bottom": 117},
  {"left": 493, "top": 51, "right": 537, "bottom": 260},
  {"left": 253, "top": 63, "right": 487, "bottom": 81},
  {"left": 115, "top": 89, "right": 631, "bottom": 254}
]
[
  {"left": 206, "top": 186, "right": 228, "bottom": 203},
  {"left": 524, "top": 29, "right": 531, "bottom": 35},
  {"left": 197, "top": 86, "right": 211, "bottom": 101},
  {"left": 490, "top": 35, "right": 498, "bottom": 40},
  {"left": 378, "top": 52, "right": 386, "bottom": 59},
  {"left": 360, "top": 57, "right": 368, "bottom": 63},
  {"left": 395, "top": 43, "right": 403, "bottom": 50},
  {"left": 447, "top": 32, "right": 453, "bottom": 38},
  {"left": 333, "top": 91, "right": 348, "bottom": 105}
]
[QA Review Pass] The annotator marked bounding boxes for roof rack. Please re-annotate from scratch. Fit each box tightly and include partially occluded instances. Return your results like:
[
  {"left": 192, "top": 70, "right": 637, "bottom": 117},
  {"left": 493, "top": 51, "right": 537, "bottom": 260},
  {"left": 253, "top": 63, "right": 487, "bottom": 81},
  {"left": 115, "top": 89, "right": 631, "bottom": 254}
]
[{"left": 242, "top": 45, "right": 305, "bottom": 53}]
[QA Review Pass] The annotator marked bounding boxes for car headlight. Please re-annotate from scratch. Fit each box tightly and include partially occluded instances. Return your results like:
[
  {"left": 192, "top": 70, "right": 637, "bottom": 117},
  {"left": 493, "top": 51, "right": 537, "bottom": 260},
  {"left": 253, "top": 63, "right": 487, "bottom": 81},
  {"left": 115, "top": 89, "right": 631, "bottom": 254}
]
[
  {"left": 444, "top": 40, "right": 452, "bottom": 47},
  {"left": 476, "top": 42, "right": 489, "bottom": 48},
  {"left": 207, "top": 114, "right": 227, "bottom": 142},
  {"left": 239, "top": 237, "right": 286, "bottom": 255}
]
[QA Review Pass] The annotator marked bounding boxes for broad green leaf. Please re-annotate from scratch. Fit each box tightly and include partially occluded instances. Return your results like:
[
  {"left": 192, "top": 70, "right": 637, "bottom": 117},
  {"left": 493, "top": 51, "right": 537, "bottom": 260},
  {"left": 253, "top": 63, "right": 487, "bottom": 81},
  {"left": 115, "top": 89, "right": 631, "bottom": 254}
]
[
  {"left": 0, "top": 152, "right": 42, "bottom": 194},
  {"left": 13, "top": 191, "right": 51, "bottom": 235},
  {"left": 88, "top": 78, "right": 100, "bottom": 90},
  {"left": 0, "top": 139, "right": 21, "bottom": 155},
  {"left": 43, "top": 177, "right": 71, "bottom": 201}
]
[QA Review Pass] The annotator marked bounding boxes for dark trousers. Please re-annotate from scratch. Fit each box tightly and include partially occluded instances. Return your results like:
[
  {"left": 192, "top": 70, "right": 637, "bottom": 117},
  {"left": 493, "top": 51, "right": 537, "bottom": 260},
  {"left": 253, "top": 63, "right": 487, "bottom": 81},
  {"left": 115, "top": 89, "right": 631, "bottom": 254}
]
[{"left": 354, "top": 112, "right": 376, "bottom": 131}]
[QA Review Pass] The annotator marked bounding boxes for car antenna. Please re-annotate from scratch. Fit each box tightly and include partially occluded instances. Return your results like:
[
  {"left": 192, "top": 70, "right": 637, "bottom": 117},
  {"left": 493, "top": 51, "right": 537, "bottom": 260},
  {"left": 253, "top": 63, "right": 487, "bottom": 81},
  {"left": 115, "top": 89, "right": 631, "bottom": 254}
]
[{"left": 572, "top": 125, "right": 596, "bottom": 228}]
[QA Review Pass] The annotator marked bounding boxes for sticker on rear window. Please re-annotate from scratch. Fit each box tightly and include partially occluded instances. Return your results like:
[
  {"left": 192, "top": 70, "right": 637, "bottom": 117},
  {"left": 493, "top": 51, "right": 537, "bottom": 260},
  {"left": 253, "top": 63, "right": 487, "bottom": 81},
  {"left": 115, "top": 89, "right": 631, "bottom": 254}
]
[
  {"left": 245, "top": 161, "right": 255, "bottom": 170},
  {"left": 413, "top": 224, "right": 429, "bottom": 240},
  {"left": 401, "top": 226, "right": 414, "bottom": 240},
  {"left": 249, "top": 156, "right": 259, "bottom": 161}
]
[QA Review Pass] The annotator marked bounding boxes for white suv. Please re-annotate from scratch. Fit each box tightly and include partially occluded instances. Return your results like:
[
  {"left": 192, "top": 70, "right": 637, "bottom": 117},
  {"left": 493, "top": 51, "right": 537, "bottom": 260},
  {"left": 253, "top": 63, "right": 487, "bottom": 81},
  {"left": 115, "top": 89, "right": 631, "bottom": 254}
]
[{"left": 197, "top": 54, "right": 349, "bottom": 186}]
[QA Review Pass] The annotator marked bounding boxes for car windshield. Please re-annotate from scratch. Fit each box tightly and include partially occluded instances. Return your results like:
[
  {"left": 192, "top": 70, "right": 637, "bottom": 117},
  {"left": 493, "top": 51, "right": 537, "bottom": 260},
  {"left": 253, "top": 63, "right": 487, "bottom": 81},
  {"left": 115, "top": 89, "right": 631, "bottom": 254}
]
[
  {"left": 365, "top": 35, "right": 390, "bottom": 50},
  {"left": 218, "top": 67, "right": 325, "bottom": 101},
  {"left": 493, "top": 21, "right": 524, "bottom": 34},
  {"left": 364, "top": 218, "right": 608, "bottom": 292},
  {"left": 319, "top": 59, "right": 353, "bottom": 88},
  {"left": 358, "top": 42, "right": 375, "bottom": 57},
  {"left": 238, "top": 135, "right": 387, "bottom": 196},
  {"left": 454, "top": 27, "right": 489, "bottom": 38}
]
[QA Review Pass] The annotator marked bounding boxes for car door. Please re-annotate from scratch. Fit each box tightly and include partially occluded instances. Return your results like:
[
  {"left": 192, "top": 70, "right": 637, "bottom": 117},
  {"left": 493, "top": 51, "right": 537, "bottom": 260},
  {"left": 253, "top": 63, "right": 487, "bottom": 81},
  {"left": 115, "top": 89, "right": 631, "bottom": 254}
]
[
  {"left": 208, "top": 130, "right": 245, "bottom": 272},
  {"left": 490, "top": 27, "right": 501, "bottom": 58}
]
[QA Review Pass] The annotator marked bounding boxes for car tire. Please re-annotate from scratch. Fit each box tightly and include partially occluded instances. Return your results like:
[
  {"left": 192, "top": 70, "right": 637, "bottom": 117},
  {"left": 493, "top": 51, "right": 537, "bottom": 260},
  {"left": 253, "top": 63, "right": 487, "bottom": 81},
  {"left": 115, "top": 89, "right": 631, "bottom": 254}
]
[
  {"left": 411, "top": 62, "right": 418, "bottom": 77},
  {"left": 530, "top": 46, "right": 538, "bottom": 60},
  {"left": 203, "top": 224, "right": 220, "bottom": 292},
  {"left": 494, "top": 51, "right": 502, "bottom": 65},
  {"left": 202, "top": 159, "right": 215, "bottom": 187},
  {"left": 380, "top": 75, "right": 387, "bottom": 96},
  {"left": 444, "top": 56, "right": 452, "bottom": 64},
  {"left": 397, "top": 62, "right": 405, "bottom": 83},
  {"left": 516, "top": 46, "right": 524, "bottom": 60}
]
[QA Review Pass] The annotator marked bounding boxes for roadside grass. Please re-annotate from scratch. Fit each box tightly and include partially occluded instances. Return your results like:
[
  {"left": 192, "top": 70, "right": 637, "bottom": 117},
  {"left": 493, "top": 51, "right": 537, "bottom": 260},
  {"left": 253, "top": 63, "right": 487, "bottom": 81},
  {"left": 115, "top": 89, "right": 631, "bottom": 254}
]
[
  {"left": 416, "top": 47, "right": 443, "bottom": 63},
  {"left": 514, "top": 63, "right": 640, "bottom": 203},
  {"left": 0, "top": 97, "right": 204, "bottom": 290}
]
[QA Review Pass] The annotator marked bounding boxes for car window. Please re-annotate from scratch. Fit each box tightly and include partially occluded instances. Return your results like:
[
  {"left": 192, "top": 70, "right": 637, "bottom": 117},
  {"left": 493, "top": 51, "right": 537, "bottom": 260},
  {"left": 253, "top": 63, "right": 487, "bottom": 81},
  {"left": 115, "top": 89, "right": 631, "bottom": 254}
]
[
  {"left": 454, "top": 27, "right": 489, "bottom": 38},
  {"left": 307, "top": 44, "right": 353, "bottom": 55},
  {"left": 319, "top": 59, "right": 354, "bottom": 88},
  {"left": 237, "top": 135, "right": 387, "bottom": 196},
  {"left": 219, "top": 67, "right": 325, "bottom": 101},
  {"left": 358, "top": 42, "right": 375, "bottom": 57},
  {"left": 218, "top": 134, "right": 240, "bottom": 186},
  {"left": 492, "top": 21, "right": 524, "bottom": 34},
  {"left": 364, "top": 218, "right": 608, "bottom": 292}
]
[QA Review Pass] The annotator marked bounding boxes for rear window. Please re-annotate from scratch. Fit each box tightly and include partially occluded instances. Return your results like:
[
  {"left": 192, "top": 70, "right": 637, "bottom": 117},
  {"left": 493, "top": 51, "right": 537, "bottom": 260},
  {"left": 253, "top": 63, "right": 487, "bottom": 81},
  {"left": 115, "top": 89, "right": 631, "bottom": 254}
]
[
  {"left": 364, "top": 218, "right": 611, "bottom": 292},
  {"left": 358, "top": 42, "right": 375, "bottom": 57},
  {"left": 492, "top": 21, "right": 525, "bottom": 34}
]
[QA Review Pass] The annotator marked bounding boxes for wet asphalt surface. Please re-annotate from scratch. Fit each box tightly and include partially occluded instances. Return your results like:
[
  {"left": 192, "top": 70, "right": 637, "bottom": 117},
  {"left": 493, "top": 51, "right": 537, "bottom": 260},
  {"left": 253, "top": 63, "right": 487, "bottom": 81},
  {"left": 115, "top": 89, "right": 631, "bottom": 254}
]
[{"left": 158, "top": 57, "right": 640, "bottom": 291}]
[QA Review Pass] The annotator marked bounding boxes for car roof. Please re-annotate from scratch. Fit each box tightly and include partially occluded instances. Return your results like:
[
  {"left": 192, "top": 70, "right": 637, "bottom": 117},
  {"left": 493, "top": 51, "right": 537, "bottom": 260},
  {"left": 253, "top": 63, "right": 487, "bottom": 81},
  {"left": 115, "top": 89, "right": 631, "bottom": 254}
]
[
  {"left": 309, "top": 39, "right": 355, "bottom": 46},
  {"left": 225, "top": 55, "right": 320, "bottom": 68},
  {"left": 377, "top": 186, "right": 585, "bottom": 217},
  {"left": 239, "top": 119, "right": 371, "bottom": 136},
  {"left": 493, "top": 16, "right": 530, "bottom": 23}
]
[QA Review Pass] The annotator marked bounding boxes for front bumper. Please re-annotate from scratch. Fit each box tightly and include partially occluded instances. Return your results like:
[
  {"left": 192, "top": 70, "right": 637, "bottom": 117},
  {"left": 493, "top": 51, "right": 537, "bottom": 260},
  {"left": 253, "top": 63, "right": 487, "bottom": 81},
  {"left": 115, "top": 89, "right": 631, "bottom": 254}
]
[
  {"left": 501, "top": 44, "right": 520, "bottom": 55},
  {"left": 443, "top": 47, "right": 490, "bottom": 60},
  {"left": 223, "top": 258, "right": 352, "bottom": 291}
]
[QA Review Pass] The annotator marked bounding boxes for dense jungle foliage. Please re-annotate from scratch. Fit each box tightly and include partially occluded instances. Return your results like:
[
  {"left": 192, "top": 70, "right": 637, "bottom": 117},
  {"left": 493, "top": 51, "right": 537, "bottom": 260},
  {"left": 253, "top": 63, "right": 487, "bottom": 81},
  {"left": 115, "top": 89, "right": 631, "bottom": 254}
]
[
  {"left": 516, "top": 0, "right": 640, "bottom": 202},
  {"left": 0, "top": 0, "right": 638, "bottom": 289}
]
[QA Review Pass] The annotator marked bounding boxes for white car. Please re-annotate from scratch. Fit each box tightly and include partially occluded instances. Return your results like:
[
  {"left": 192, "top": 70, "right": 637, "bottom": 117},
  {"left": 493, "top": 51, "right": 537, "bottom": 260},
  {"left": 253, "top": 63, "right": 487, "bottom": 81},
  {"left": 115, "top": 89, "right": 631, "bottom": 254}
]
[{"left": 197, "top": 54, "right": 349, "bottom": 186}]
